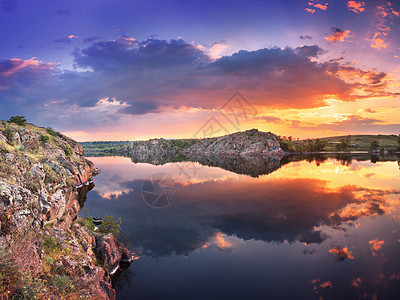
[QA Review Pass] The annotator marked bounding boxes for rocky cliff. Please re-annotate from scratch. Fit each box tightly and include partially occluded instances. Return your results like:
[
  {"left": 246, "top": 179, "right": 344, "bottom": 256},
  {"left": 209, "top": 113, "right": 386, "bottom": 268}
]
[{"left": 0, "top": 121, "right": 131, "bottom": 299}]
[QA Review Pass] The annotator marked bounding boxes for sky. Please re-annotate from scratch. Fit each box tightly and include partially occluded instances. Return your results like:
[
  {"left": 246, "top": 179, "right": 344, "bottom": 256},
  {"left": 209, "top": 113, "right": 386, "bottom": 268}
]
[{"left": 0, "top": 0, "right": 400, "bottom": 141}]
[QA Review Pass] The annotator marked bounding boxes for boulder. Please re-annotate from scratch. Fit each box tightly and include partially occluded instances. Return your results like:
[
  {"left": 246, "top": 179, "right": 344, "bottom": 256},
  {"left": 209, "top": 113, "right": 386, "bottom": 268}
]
[{"left": 94, "top": 233, "right": 134, "bottom": 275}]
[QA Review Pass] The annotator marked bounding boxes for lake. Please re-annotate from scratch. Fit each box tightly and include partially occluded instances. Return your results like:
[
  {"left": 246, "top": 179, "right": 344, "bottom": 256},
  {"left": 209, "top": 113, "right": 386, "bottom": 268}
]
[{"left": 82, "top": 154, "right": 400, "bottom": 299}]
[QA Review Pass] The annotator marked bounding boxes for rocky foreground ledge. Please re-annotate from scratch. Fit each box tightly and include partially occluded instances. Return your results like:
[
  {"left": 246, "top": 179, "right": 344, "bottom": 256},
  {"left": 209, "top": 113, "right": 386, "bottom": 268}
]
[{"left": 0, "top": 121, "right": 133, "bottom": 299}]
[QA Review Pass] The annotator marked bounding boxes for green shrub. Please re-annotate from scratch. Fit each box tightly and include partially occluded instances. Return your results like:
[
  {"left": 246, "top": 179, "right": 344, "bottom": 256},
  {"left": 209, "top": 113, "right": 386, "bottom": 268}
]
[
  {"left": 99, "top": 215, "right": 122, "bottom": 236},
  {"left": 46, "top": 127, "right": 57, "bottom": 137},
  {"left": 371, "top": 140, "right": 379, "bottom": 150},
  {"left": 42, "top": 237, "right": 63, "bottom": 258},
  {"left": 8, "top": 116, "right": 26, "bottom": 126},
  {"left": 40, "top": 135, "right": 50, "bottom": 144},
  {"left": 53, "top": 275, "right": 73, "bottom": 294},
  {"left": 14, "top": 275, "right": 44, "bottom": 300},
  {"left": 279, "top": 139, "right": 293, "bottom": 151},
  {"left": 62, "top": 144, "right": 73, "bottom": 157},
  {"left": 79, "top": 216, "right": 95, "bottom": 233}
]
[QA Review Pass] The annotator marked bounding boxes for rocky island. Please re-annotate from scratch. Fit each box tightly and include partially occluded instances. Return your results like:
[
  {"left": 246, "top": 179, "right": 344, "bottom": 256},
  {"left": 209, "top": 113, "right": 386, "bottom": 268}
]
[
  {"left": 0, "top": 120, "right": 133, "bottom": 299},
  {"left": 123, "top": 129, "right": 284, "bottom": 157}
]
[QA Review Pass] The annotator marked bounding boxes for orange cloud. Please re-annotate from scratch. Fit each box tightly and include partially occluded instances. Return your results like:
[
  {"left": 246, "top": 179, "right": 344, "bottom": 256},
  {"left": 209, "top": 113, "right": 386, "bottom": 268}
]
[
  {"left": 314, "top": 3, "right": 328, "bottom": 10},
  {"left": 325, "top": 28, "right": 350, "bottom": 42},
  {"left": 329, "top": 246, "right": 354, "bottom": 261},
  {"left": 347, "top": 1, "right": 365, "bottom": 13},
  {"left": 307, "top": 1, "right": 328, "bottom": 12},
  {"left": 213, "top": 232, "right": 232, "bottom": 250},
  {"left": 352, "top": 277, "right": 362, "bottom": 288},
  {"left": 371, "top": 31, "right": 388, "bottom": 49},
  {"left": 369, "top": 239, "right": 384, "bottom": 251},
  {"left": 68, "top": 34, "right": 78, "bottom": 39},
  {"left": 305, "top": 8, "right": 316, "bottom": 14},
  {"left": 319, "top": 281, "right": 333, "bottom": 288}
]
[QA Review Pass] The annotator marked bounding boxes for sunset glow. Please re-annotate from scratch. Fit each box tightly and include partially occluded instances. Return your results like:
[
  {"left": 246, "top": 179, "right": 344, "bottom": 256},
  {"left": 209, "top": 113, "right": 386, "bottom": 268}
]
[{"left": 1, "top": 0, "right": 399, "bottom": 141}]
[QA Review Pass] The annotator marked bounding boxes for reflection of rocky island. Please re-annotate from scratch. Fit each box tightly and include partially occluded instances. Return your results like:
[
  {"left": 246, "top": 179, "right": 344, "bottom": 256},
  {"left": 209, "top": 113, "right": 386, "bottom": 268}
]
[
  {"left": 129, "top": 152, "right": 400, "bottom": 178},
  {"left": 190, "top": 155, "right": 282, "bottom": 177}
]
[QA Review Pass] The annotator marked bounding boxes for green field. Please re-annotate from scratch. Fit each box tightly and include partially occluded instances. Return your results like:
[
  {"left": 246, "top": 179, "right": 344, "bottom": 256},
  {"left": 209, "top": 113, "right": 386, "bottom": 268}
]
[{"left": 290, "top": 134, "right": 400, "bottom": 152}]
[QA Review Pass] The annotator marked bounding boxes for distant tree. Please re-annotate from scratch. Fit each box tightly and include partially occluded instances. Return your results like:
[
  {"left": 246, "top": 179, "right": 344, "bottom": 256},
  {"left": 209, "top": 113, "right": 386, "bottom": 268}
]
[
  {"left": 304, "top": 139, "right": 315, "bottom": 152},
  {"left": 8, "top": 116, "right": 26, "bottom": 126},
  {"left": 397, "top": 134, "right": 400, "bottom": 151},
  {"left": 336, "top": 136, "right": 351, "bottom": 151},
  {"left": 279, "top": 140, "right": 293, "bottom": 151},
  {"left": 314, "top": 138, "right": 327, "bottom": 152},
  {"left": 370, "top": 140, "right": 379, "bottom": 150},
  {"left": 294, "top": 144, "right": 303, "bottom": 152}
]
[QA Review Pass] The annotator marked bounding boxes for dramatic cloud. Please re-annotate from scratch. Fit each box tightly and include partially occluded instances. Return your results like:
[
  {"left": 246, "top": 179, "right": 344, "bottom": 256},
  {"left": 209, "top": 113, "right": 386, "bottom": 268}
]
[
  {"left": 207, "top": 41, "right": 229, "bottom": 59},
  {"left": 325, "top": 27, "right": 351, "bottom": 43},
  {"left": 0, "top": 58, "right": 54, "bottom": 89},
  {"left": 0, "top": 36, "right": 397, "bottom": 129},
  {"left": 347, "top": 1, "right": 365, "bottom": 13},
  {"left": 329, "top": 246, "right": 354, "bottom": 262}
]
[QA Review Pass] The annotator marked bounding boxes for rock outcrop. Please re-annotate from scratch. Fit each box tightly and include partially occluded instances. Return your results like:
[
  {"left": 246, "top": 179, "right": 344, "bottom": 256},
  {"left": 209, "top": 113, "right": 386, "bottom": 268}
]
[
  {"left": 0, "top": 121, "right": 131, "bottom": 299},
  {"left": 94, "top": 233, "right": 136, "bottom": 275},
  {"left": 123, "top": 129, "right": 284, "bottom": 158},
  {"left": 185, "top": 129, "right": 283, "bottom": 156}
]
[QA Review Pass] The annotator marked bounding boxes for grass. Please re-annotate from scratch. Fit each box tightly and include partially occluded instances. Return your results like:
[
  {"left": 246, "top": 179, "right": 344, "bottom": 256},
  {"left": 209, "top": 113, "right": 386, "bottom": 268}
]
[
  {"left": 290, "top": 134, "right": 400, "bottom": 153},
  {"left": 43, "top": 163, "right": 64, "bottom": 185},
  {"left": 42, "top": 237, "right": 64, "bottom": 259},
  {"left": 53, "top": 275, "right": 73, "bottom": 295}
]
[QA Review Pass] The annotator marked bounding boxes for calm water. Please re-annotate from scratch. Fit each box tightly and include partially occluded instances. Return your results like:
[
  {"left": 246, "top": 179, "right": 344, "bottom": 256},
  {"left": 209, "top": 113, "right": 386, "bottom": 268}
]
[{"left": 82, "top": 155, "right": 400, "bottom": 300}]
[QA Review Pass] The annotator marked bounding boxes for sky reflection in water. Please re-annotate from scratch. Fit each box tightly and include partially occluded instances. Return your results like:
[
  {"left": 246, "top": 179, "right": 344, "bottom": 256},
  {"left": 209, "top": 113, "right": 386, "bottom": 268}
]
[{"left": 83, "top": 156, "right": 400, "bottom": 300}]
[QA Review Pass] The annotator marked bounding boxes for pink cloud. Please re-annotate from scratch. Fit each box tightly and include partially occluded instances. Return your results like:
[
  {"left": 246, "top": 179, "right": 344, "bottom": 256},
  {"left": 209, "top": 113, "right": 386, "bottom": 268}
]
[
  {"left": 325, "top": 28, "right": 351, "bottom": 43},
  {"left": 304, "top": 8, "right": 316, "bottom": 14},
  {"left": 306, "top": 1, "right": 328, "bottom": 13},
  {"left": 347, "top": 1, "right": 365, "bottom": 13}
]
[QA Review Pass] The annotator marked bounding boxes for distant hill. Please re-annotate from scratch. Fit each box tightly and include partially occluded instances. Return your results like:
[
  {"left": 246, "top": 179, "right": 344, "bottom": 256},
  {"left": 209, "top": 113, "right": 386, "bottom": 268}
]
[{"left": 290, "top": 134, "right": 400, "bottom": 153}]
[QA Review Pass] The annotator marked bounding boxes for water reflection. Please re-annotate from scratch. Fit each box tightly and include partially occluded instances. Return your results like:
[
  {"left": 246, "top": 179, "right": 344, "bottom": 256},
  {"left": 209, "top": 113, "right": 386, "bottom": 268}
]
[{"left": 82, "top": 155, "right": 400, "bottom": 299}]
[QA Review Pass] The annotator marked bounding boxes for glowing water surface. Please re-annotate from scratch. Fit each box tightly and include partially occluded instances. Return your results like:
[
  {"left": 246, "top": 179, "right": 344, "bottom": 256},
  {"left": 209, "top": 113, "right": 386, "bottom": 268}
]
[{"left": 82, "top": 155, "right": 400, "bottom": 299}]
